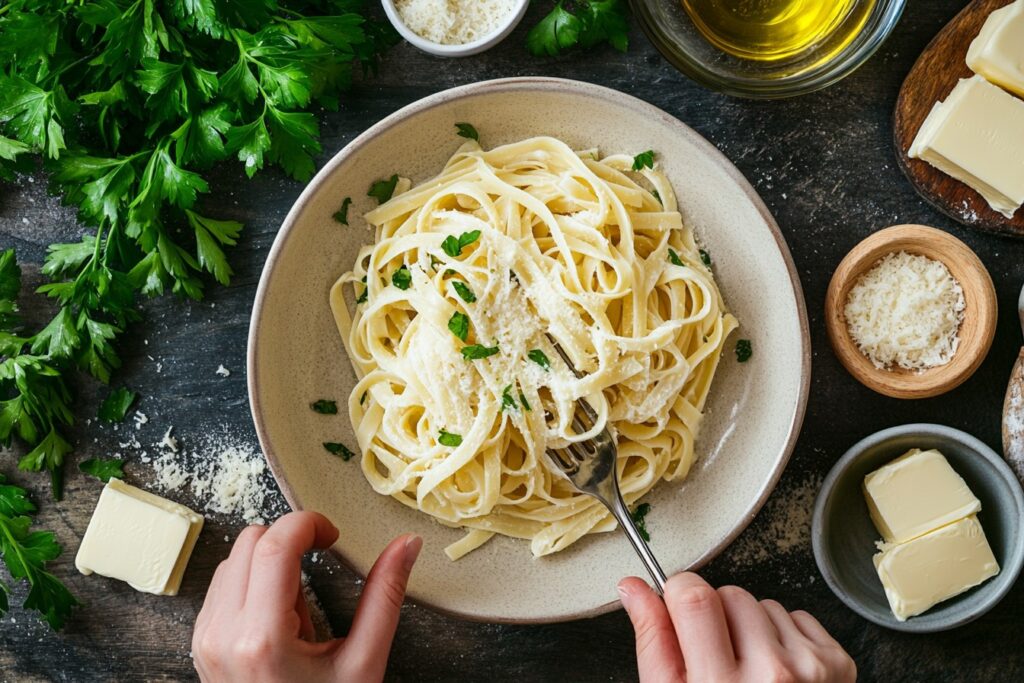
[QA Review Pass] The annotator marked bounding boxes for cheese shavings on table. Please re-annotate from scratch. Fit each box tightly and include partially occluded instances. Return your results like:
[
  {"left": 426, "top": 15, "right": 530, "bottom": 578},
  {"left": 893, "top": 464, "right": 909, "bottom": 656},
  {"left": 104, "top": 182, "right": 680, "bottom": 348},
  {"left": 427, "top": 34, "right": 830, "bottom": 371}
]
[{"left": 844, "top": 251, "right": 965, "bottom": 371}]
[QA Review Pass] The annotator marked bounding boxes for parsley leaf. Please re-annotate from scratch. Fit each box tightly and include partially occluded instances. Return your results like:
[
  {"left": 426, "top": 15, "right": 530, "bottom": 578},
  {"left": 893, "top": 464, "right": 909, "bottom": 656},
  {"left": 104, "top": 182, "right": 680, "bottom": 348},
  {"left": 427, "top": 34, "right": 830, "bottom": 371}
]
[
  {"left": 667, "top": 248, "right": 684, "bottom": 267},
  {"left": 368, "top": 174, "right": 399, "bottom": 203},
  {"left": 527, "top": 1, "right": 629, "bottom": 56},
  {"left": 356, "top": 275, "right": 368, "bottom": 304},
  {"left": 462, "top": 344, "right": 499, "bottom": 360},
  {"left": 0, "top": 472, "right": 79, "bottom": 629},
  {"left": 632, "top": 150, "right": 655, "bottom": 171},
  {"left": 448, "top": 312, "right": 470, "bottom": 341},
  {"left": 392, "top": 265, "right": 412, "bottom": 290},
  {"left": 501, "top": 384, "right": 517, "bottom": 411},
  {"left": 451, "top": 281, "right": 476, "bottom": 303},
  {"left": 651, "top": 188, "right": 661, "bottom": 205},
  {"left": 311, "top": 399, "right": 338, "bottom": 414},
  {"left": 631, "top": 502, "right": 652, "bottom": 542},
  {"left": 323, "top": 442, "right": 355, "bottom": 461},
  {"left": 333, "top": 197, "right": 352, "bottom": 225},
  {"left": 736, "top": 339, "right": 753, "bottom": 363},
  {"left": 438, "top": 429, "right": 463, "bottom": 447},
  {"left": 519, "top": 391, "right": 532, "bottom": 412},
  {"left": 442, "top": 230, "right": 482, "bottom": 258},
  {"left": 528, "top": 349, "right": 551, "bottom": 370},
  {"left": 700, "top": 249, "right": 712, "bottom": 268},
  {"left": 98, "top": 387, "right": 137, "bottom": 423},
  {"left": 455, "top": 122, "right": 479, "bottom": 141},
  {"left": 78, "top": 457, "right": 125, "bottom": 482}
]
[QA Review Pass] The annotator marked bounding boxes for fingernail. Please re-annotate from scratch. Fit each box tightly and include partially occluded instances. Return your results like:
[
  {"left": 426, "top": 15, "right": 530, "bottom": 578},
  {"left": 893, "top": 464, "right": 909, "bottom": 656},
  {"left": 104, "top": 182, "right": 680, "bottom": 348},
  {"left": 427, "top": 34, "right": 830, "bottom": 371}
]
[{"left": 403, "top": 534, "right": 423, "bottom": 571}]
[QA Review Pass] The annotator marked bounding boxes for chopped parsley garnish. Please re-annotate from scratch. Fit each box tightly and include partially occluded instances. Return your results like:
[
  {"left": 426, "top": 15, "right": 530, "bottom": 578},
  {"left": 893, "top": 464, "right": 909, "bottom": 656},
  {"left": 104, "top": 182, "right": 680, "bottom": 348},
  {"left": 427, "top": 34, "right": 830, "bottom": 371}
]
[
  {"left": 455, "top": 122, "right": 479, "bottom": 141},
  {"left": 528, "top": 349, "right": 551, "bottom": 370},
  {"left": 519, "top": 391, "right": 532, "bottom": 412},
  {"left": 78, "top": 457, "right": 125, "bottom": 483},
  {"left": 441, "top": 230, "right": 482, "bottom": 258},
  {"left": 700, "top": 249, "right": 712, "bottom": 268},
  {"left": 651, "top": 189, "right": 662, "bottom": 205},
  {"left": 462, "top": 344, "right": 499, "bottom": 360},
  {"left": 736, "top": 339, "right": 753, "bottom": 363},
  {"left": 452, "top": 281, "right": 476, "bottom": 303},
  {"left": 368, "top": 174, "right": 399, "bottom": 204},
  {"left": 438, "top": 429, "right": 463, "bottom": 447},
  {"left": 98, "top": 387, "right": 137, "bottom": 423},
  {"left": 323, "top": 442, "right": 355, "bottom": 461},
  {"left": 667, "top": 248, "right": 684, "bottom": 267},
  {"left": 632, "top": 150, "right": 655, "bottom": 171},
  {"left": 356, "top": 276, "right": 368, "bottom": 304},
  {"left": 333, "top": 197, "right": 352, "bottom": 225},
  {"left": 501, "top": 384, "right": 517, "bottom": 411},
  {"left": 360, "top": 390, "right": 368, "bottom": 405},
  {"left": 311, "top": 399, "right": 338, "bottom": 414},
  {"left": 631, "top": 502, "right": 652, "bottom": 542},
  {"left": 391, "top": 265, "right": 411, "bottom": 290},
  {"left": 448, "top": 311, "right": 470, "bottom": 341}
]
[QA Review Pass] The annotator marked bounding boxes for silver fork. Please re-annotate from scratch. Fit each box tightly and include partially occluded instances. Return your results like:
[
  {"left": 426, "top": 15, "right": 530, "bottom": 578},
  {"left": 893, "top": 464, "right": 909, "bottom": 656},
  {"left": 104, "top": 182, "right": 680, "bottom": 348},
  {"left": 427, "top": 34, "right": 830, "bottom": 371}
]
[{"left": 544, "top": 339, "right": 668, "bottom": 595}]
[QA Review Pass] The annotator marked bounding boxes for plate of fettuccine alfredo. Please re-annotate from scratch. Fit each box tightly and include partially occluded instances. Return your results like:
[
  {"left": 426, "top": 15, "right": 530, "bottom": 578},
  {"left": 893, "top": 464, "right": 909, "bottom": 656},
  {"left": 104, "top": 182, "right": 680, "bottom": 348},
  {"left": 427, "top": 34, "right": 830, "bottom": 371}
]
[{"left": 248, "top": 78, "right": 809, "bottom": 623}]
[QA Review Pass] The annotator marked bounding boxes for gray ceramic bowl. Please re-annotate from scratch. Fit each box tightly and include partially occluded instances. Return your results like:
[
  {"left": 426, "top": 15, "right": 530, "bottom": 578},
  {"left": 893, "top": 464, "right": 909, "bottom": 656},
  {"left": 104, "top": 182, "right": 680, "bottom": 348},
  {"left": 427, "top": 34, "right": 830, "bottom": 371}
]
[{"left": 812, "top": 424, "right": 1024, "bottom": 632}]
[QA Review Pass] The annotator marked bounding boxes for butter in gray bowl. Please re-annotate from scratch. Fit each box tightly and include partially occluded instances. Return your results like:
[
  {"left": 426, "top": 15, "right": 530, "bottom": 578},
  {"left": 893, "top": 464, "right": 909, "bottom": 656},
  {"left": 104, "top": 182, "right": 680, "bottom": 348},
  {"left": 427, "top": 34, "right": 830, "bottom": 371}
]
[{"left": 812, "top": 423, "right": 1024, "bottom": 633}]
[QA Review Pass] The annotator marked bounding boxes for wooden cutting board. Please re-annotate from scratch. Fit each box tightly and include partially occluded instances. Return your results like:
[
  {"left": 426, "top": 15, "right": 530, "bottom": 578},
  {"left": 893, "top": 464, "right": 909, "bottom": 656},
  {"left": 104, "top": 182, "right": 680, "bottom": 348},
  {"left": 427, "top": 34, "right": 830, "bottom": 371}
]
[{"left": 893, "top": 0, "right": 1024, "bottom": 238}]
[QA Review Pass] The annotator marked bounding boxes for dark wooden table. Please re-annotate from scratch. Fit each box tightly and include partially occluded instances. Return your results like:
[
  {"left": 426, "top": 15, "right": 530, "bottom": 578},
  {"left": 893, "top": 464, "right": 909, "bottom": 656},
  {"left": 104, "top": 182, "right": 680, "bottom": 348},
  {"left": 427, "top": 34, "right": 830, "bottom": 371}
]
[{"left": 3, "top": 2, "right": 1023, "bottom": 680}]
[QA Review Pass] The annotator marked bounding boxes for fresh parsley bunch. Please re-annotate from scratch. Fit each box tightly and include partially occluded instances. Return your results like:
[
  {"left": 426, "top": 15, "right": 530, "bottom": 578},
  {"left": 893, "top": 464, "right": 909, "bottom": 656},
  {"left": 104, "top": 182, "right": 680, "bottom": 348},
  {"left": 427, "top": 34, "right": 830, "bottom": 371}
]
[
  {"left": 0, "top": 1, "right": 395, "bottom": 498},
  {"left": 526, "top": 0, "right": 630, "bottom": 57}
]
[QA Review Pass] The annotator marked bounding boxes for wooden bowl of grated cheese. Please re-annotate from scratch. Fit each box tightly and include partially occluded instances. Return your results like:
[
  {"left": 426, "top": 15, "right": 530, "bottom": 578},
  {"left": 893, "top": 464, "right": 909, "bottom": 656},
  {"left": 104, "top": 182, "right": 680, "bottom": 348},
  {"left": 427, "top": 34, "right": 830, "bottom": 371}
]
[{"left": 826, "top": 224, "right": 997, "bottom": 399}]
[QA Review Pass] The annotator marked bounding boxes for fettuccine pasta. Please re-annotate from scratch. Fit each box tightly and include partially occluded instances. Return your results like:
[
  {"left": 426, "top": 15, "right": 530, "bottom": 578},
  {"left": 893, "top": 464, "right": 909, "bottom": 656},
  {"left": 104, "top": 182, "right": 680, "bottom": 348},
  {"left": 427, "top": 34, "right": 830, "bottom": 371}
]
[{"left": 330, "top": 136, "right": 737, "bottom": 559}]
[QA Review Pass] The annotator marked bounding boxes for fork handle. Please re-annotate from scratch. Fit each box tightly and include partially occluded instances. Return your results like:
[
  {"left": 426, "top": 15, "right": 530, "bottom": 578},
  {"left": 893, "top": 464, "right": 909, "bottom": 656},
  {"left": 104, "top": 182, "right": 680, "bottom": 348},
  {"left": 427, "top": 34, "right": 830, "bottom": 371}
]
[{"left": 609, "top": 493, "right": 668, "bottom": 595}]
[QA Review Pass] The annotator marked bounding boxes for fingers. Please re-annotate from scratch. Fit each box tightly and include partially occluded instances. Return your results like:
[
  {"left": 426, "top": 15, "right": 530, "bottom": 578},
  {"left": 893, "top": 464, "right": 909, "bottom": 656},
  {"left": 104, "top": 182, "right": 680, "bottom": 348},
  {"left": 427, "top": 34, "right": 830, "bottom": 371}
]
[
  {"left": 791, "top": 610, "right": 840, "bottom": 648},
  {"left": 760, "top": 599, "right": 808, "bottom": 649},
  {"left": 344, "top": 534, "right": 422, "bottom": 680},
  {"left": 618, "top": 577, "right": 685, "bottom": 683},
  {"left": 663, "top": 572, "right": 736, "bottom": 680},
  {"left": 195, "top": 525, "right": 267, "bottom": 636},
  {"left": 717, "top": 586, "right": 780, "bottom": 660},
  {"left": 244, "top": 512, "right": 340, "bottom": 627},
  {"left": 295, "top": 588, "right": 317, "bottom": 642}
]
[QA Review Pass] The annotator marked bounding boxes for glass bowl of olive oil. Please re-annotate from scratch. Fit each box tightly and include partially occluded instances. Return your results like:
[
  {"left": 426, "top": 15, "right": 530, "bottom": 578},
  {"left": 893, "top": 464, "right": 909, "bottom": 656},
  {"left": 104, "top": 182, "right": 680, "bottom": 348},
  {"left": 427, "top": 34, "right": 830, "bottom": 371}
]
[{"left": 629, "top": 0, "right": 906, "bottom": 98}]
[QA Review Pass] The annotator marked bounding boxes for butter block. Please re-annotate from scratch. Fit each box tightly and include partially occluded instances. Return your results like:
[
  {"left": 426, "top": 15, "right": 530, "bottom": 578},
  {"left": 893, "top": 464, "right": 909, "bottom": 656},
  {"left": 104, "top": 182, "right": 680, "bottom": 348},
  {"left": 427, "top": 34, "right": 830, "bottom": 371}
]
[
  {"left": 967, "top": 0, "right": 1024, "bottom": 97},
  {"left": 908, "top": 75, "right": 1024, "bottom": 218},
  {"left": 76, "top": 479, "right": 204, "bottom": 595},
  {"left": 873, "top": 515, "right": 1000, "bottom": 621},
  {"left": 863, "top": 448, "right": 980, "bottom": 544}
]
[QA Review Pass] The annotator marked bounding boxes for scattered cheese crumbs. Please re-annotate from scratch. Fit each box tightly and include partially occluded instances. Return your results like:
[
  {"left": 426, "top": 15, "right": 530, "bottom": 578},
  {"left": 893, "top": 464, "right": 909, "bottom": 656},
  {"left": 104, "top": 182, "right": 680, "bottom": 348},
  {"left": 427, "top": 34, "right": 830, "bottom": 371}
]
[
  {"left": 216, "top": 364, "right": 231, "bottom": 377},
  {"left": 394, "top": 0, "right": 516, "bottom": 45},
  {"left": 844, "top": 251, "right": 965, "bottom": 371},
  {"left": 160, "top": 426, "right": 179, "bottom": 453},
  {"left": 134, "top": 411, "right": 148, "bottom": 429},
  {"left": 148, "top": 428, "right": 285, "bottom": 526}
]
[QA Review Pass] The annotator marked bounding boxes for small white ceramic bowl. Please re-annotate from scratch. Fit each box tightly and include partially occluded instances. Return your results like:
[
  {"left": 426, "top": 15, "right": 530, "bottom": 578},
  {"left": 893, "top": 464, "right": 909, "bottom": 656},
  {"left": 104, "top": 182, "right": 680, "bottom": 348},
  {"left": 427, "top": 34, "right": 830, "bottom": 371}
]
[{"left": 381, "top": 0, "right": 530, "bottom": 57}]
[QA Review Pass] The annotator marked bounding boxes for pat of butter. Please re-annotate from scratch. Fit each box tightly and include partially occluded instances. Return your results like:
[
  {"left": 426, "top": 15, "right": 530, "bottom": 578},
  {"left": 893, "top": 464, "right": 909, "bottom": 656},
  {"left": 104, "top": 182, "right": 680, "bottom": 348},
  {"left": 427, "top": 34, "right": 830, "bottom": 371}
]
[
  {"left": 75, "top": 479, "right": 204, "bottom": 595},
  {"left": 874, "top": 515, "right": 1000, "bottom": 621},
  {"left": 908, "top": 75, "right": 1024, "bottom": 218},
  {"left": 967, "top": 0, "right": 1024, "bottom": 98},
  {"left": 863, "top": 448, "right": 980, "bottom": 544}
]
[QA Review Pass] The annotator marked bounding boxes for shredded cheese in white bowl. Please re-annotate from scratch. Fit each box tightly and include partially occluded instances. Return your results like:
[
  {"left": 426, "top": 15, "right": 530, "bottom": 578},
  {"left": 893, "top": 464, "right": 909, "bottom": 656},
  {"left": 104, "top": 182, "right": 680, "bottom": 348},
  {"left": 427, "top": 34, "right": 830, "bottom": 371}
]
[
  {"left": 383, "top": 0, "right": 529, "bottom": 57},
  {"left": 844, "top": 251, "right": 966, "bottom": 371}
]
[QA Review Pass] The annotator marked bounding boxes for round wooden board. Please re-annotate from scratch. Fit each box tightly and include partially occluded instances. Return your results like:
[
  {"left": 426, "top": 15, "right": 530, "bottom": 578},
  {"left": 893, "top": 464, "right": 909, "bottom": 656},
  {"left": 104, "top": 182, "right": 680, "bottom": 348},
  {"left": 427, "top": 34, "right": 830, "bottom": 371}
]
[{"left": 893, "top": 0, "right": 1024, "bottom": 238}]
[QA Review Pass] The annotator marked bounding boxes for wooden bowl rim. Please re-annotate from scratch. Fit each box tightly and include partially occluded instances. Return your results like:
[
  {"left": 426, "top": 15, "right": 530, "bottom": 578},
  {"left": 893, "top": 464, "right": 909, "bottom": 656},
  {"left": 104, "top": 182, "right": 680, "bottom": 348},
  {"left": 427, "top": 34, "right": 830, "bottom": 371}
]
[{"left": 825, "top": 224, "right": 997, "bottom": 399}]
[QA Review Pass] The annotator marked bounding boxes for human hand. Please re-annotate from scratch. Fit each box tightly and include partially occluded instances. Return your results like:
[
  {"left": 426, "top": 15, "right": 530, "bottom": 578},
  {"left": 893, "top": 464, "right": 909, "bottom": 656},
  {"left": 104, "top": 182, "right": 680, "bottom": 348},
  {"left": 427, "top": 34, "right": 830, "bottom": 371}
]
[
  {"left": 192, "top": 511, "right": 422, "bottom": 683},
  {"left": 618, "top": 573, "right": 856, "bottom": 683}
]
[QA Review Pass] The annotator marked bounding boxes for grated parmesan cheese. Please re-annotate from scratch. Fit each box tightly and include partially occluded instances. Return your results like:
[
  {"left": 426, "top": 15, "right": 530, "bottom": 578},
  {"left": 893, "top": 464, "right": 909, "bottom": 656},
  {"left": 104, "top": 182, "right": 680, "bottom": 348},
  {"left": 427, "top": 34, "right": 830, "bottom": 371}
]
[
  {"left": 394, "top": 0, "right": 517, "bottom": 45},
  {"left": 844, "top": 251, "right": 966, "bottom": 371}
]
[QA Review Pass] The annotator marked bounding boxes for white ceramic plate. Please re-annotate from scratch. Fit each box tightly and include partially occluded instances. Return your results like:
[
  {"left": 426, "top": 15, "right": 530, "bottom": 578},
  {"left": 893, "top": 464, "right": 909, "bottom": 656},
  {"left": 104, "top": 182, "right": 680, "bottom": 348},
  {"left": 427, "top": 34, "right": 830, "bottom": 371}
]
[{"left": 248, "top": 78, "right": 810, "bottom": 623}]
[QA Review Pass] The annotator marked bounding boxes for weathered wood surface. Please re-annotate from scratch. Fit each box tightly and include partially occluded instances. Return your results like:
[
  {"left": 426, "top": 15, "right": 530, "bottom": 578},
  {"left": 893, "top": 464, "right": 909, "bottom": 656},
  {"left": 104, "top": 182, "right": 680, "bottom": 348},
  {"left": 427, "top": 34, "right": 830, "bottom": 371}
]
[{"left": 3, "top": 2, "right": 1024, "bottom": 681}]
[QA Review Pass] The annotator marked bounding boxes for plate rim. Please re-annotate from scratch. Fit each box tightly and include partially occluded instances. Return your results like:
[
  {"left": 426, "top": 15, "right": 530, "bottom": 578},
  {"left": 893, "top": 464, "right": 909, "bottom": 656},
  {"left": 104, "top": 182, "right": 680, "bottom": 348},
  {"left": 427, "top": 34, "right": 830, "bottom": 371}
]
[{"left": 246, "top": 76, "right": 812, "bottom": 624}]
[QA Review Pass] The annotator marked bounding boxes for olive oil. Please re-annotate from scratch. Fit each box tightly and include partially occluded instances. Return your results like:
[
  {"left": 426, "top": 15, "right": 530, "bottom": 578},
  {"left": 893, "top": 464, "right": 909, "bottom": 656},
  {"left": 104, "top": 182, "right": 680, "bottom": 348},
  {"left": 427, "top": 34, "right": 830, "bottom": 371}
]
[{"left": 682, "top": 0, "right": 874, "bottom": 62}]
